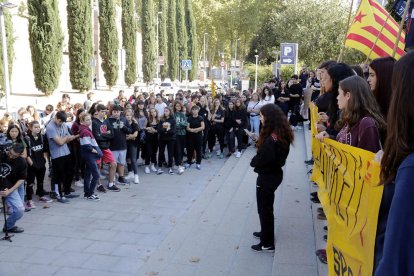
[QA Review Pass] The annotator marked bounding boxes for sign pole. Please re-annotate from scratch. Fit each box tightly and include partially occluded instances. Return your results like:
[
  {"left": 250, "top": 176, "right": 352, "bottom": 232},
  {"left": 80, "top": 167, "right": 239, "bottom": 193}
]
[{"left": 186, "top": 69, "right": 188, "bottom": 90}]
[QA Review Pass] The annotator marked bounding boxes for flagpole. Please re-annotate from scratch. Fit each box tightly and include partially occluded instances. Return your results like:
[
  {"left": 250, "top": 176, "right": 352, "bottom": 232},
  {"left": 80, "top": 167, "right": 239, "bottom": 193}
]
[
  {"left": 338, "top": 0, "right": 355, "bottom": 62},
  {"left": 393, "top": 0, "right": 411, "bottom": 58},
  {"left": 365, "top": 13, "right": 392, "bottom": 63}
]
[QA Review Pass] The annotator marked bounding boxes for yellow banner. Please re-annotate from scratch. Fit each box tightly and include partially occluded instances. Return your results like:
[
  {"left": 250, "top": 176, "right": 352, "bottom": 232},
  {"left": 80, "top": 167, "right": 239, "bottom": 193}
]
[{"left": 309, "top": 104, "right": 383, "bottom": 276}]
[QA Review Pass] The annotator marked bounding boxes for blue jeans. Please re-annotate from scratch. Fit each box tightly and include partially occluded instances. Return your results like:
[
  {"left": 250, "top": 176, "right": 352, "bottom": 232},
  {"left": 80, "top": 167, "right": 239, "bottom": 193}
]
[
  {"left": 4, "top": 189, "right": 24, "bottom": 230},
  {"left": 250, "top": 115, "right": 260, "bottom": 137},
  {"left": 83, "top": 154, "right": 100, "bottom": 197}
]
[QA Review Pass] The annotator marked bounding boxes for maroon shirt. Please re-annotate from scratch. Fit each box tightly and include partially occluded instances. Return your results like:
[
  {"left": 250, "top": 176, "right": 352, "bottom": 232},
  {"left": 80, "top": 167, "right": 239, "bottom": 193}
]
[{"left": 336, "top": 117, "right": 381, "bottom": 153}]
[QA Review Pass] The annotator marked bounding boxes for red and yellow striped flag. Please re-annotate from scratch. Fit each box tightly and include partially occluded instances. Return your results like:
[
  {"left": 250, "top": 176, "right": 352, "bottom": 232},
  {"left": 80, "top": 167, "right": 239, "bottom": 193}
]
[
  {"left": 345, "top": 0, "right": 406, "bottom": 59},
  {"left": 211, "top": 79, "right": 216, "bottom": 98}
]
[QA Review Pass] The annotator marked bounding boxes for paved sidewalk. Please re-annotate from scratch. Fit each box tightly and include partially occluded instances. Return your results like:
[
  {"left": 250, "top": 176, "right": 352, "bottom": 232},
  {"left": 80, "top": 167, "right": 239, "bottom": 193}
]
[{"left": 0, "top": 128, "right": 321, "bottom": 276}]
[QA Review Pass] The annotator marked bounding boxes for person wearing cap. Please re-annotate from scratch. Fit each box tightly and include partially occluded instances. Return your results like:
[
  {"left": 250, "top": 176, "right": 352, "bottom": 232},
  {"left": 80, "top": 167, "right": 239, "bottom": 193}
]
[
  {"left": 0, "top": 143, "right": 27, "bottom": 233},
  {"left": 46, "top": 111, "right": 79, "bottom": 203}
]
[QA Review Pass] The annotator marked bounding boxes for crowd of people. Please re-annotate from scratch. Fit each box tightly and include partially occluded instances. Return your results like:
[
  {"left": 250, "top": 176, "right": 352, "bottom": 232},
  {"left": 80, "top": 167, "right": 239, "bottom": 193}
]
[{"left": 0, "top": 51, "right": 413, "bottom": 275}]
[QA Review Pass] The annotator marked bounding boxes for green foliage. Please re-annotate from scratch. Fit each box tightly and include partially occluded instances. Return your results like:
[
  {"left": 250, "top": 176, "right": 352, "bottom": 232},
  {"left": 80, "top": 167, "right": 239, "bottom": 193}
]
[
  {"left": 244, "top": 63, "right": 273, "bottom": 88},
  {"left": 177, "top": 0, "right": 188, "bottom": 80},
  {"left": 185, "top": 0, "right": 197, "bottom": 81},
  {"left": 280, "top": 66, "right": 295, "bottom": 81},
  {"left": 67, "top": 0, "right": 93, "bottom": 92},
  {"left": 0, "top": 9, "right": 14, "bottom": 96},
  {"left": 246, "top": 0, "right": 364, "bottom": 68},
  {"left": 28, "top": 0, "right": 63, "bottom": 95},
  {"left": 142, "top": 0, "right": 156, "bottom": 83},
  {"left": 122, "top": 0, "right": 137, "bottom": 86},
  {"left": 99, "top": 0, "right": 119, "bottom": 87},
  {"left": 167, "top": 0, "right": 178, "bottom": 80},
  {"left": 159, "top": 0, "right": 168, "bottom": 80}
]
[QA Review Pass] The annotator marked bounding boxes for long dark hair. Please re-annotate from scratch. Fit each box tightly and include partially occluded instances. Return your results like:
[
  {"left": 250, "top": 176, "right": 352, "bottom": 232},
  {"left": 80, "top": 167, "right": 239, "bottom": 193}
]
[
  {"left": 369, "top": 57, "right": 395, "bottom": 119},
  {"left": 381, "top": 51, "right": 414, "bottom": 185},
  {"left": 326, "top": 63, "right": 355, "bottom": 129},
  {"left": 337, "top": 76, "right": 386, "bottom": 131},
  {"left": 257, "top": 104, "right": 294, "bottom": 148}
]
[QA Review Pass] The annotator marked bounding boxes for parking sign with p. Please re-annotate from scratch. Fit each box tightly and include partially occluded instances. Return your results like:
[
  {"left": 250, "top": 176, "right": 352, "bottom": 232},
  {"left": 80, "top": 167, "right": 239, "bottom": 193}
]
[{"left": 280, "top": 43, "right": 298, "bottom": 65}]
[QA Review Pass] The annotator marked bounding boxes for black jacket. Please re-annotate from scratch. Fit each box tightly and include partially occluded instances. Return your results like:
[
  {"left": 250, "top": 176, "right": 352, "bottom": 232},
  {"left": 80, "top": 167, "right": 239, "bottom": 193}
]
[
  {"left": 224, "top": 109, "right": 237, "bottom": 130},
  {"left": 233, "top": 108, "right": 247, "bottom": 129},
  {"left": 250, "top": 134, "right": 290, "bottom": 175},
  {"left": 106, "top": 116, "right": 132, "bottom": 151},
  {"left": 92, "top": 117, "right": 114, "bottom": 150}
]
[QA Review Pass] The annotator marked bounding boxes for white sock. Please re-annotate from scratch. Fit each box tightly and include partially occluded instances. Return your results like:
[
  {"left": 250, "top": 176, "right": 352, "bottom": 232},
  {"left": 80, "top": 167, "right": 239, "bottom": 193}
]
[
  {"left": 108, "top": 182, "right": 114, "bottom": 187},
  {"left": 54, "top": 184, "right": 60, "bottom": 197}
]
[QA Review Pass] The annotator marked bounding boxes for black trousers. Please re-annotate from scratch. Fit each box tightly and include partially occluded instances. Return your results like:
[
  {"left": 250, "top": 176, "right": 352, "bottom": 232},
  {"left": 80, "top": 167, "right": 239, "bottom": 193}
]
[
  {"left": 145, "top": 137, "right": 158, "bottom": 165},
  {"left": 26, "top": 166, "right": 46, "bottom": 200},
  {"left": 256, "top": 172, "right": 283, "bottom": 247},
  {"left": 187, "top": 133, "right": 202, "bottom": 165},
  {"left": 174, "top": 135, "right": 186, "bottom": 166},
  {"left": 51, "top": 154, "right": 74, "bottom": 195},
  {"left": 208, "top": 124, "right": 225, "bottom": 153},
  {"left": 202, "top": 128, "right": 209, "bottom": 154},
  {"left": 158, "top": 139, "right": 175, "bottom": 168}
]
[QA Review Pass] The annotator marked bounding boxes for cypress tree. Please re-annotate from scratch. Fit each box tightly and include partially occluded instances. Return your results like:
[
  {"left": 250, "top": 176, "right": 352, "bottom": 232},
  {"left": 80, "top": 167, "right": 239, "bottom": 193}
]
[
  {"left": 0, "top": 10, "right": 14, "bottom": 94},
  {"left": 99, "top": 0, "right": 119, "bottom": 87},
  {"left": 142, "top": 0, "right": 156, "bottom": 83},
  {"left": 27, "top": 0, "right": 63, "bottom": 95},
  {"left": 167, "top": 0, "right": 178, "bottom": 80},
  {"left": 67, "top": 0, "right": 93, "bottom": 92},
  {"left": 122, "top": 0, "right": 137, "bottom": 87},
  {"left": 177, "top": 0, "right": 188, "bottom": 81},
  {"left": 185, "top": 0, "right": 198, "bottom": 81},
  {"left": 158, "top": 0, "right": 168, "bottom": 80}
]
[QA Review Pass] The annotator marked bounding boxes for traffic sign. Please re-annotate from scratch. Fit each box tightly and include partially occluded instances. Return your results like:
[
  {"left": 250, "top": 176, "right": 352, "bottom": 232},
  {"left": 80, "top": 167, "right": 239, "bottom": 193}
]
[
  {"left": 280, "top": 43, "right": 298, "bottom": 65},
  {"left": 181, "top": 60, "right": 192, "bottom": 70}
]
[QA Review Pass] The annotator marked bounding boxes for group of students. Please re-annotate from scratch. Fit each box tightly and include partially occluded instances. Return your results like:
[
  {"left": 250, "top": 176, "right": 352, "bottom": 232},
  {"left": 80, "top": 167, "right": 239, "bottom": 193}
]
[{"left": 296, "top": 52, "right": 414, "bottom": 274}]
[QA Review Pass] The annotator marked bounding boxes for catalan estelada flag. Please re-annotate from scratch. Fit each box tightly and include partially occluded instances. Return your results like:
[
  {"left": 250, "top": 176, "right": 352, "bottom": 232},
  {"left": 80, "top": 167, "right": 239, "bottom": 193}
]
[{"left": 345, "top": 0, "right": 406, "bottom": 59}]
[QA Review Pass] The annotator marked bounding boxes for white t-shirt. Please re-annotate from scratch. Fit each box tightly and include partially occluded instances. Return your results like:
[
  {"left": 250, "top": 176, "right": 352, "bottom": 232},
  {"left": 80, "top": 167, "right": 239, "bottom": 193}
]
[
  {"left": 155, "top": 102, "right": 167, "bottom": 118},
  {"left": 247, "top": 101, "right": 263, "bottom": 115},
  {"left": 260, "top": 95, "right": 275, "bottom": 106}
]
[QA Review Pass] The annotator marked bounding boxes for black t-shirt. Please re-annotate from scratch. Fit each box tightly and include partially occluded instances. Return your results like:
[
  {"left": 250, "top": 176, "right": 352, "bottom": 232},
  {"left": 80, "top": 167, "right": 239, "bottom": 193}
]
[
  {"left": 127, "top": 121, "right": 140, "bottom": 146},
  {"left": 187, "top": 115, "right": 204, "bottom": 135},
  {"left": 211, "top": 108, "right": 225, "bottom": 126},
  {"left": 1, "top": 156, "right": 27, "bottom": 190},
  {"left": 25, "top": 134, "right": 47, "bottom": 169},
  {"left": 198, "top": 105, "right": 210, "bottom": 129},
  {"left": 315, "top": 93, "right": 332, "bottom": 113},
  {"left": 289, "top": 83, "right": 303, "bottom": 105}
]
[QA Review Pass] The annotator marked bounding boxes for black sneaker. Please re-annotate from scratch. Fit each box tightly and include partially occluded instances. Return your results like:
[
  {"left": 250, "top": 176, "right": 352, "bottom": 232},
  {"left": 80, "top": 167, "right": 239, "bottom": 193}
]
[
  {"left": 253, "top": 232, "right": 261, "bottom": 239},
  {"left": 304, "top": 159, "right": 314, "bottom": 165},
  {"left": 3, "top": 226, "right": 24, "bottom": 233},
  {"left": 169, "top": 168, "right": 174, "bottom": 175},
  {"left": 64, "top": 193, "right": 80, "bottom": 199},
  {"left": 323, "top": 226, "right": 328, "bottom": 233},
  {"left": 323, "top": 234, "right": 327, "bottom": 241},
  {"left": 87, "top": 194, "right": 100, "bottom": 202},
  {"left": 251, "top": 243, "right": 275, "bottom": 253},
  {"left": 97, "top": 185, "right": 107, "bottom": 193},
  {"left": 50, "top": 192, "right": 58, "bottom": 200},
  {"left": 118, "top": 176, "right": 128, "bottom": 185},
  {"left": 310, "top": 192, "right": 318, "bottom": 198},
  {"left": 57, "top": 197, "right": 70, "bottom": 203},
  {"left": 107, "top": 184, "right": 121, "bottom": 192}
]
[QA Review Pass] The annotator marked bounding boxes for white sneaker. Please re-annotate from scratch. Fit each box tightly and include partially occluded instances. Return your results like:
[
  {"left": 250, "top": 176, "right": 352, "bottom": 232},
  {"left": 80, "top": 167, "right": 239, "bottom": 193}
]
[
  {"left": 216, "top": 150, "right": 220, "bottom": 156},
  {"left": 127, "top": 172, "right": 134, "bottom": 179},
  {"left": 145, "top": 166, "right": 150, "bottom": 174},
  {"left": 75, "top": 180, "right": 84, "bottom": 187},
  {"left": 178, "top": 166, "right": 184, "bottom": 175},
  {"left": 150, "top": 164, "right": 157, "bottom": 172},
  {"left": 235, "top": 151, "right": 241, "bottom": 158},
  {"left": 134, "top": 175, "right": 140, "bottom": 184}
]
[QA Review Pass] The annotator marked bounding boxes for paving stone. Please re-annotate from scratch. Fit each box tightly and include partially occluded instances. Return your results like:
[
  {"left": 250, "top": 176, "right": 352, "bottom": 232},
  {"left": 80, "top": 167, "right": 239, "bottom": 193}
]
[
  {"left": 81, "top": 254, "right": 121, "bottom": 270},
  {"left": 53, "top": 251, "right": 93, "bottom": 267},
  {"left": 56, "top": 238, "right": 94, "bottom": 252},
  {"left": 54, "top": 267, "right": 92, "bottom": 276},
  {"left": 0, "top": 261, "right": 30, "bottom": 276},
  {"left": 84, "top": 241, "right": 119, "bottom": 255},
  {"left": 24, "top": 248, "right": 64, "bottom": 265}
]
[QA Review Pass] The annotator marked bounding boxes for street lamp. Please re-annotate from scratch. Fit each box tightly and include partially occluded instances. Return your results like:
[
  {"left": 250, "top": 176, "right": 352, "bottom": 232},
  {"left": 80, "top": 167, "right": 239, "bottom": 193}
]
[
  {"left": 203, "top": 32, "right": 208, "bottom": 82},
  {"left": 254, "top": 55, "right": 259, "bottom": 93},
  {"left": 0, "top": 1, "right": 16, "bottom": 113},
  {"left": 230, "top": 38, "right": 240, "bottom": 88},
  {"left": 156, "top": 11, "right": 162, "bottom": 81}
]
